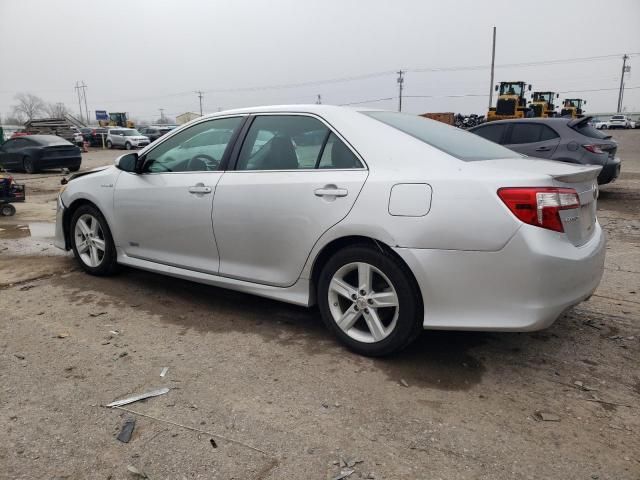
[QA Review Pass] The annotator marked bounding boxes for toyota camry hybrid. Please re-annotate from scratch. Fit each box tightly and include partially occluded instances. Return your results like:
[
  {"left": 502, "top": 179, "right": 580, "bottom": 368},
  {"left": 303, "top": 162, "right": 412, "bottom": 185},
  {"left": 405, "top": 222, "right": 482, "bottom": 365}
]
[{"left": 54, "top": 105, "right": 605, "bottom": 356}]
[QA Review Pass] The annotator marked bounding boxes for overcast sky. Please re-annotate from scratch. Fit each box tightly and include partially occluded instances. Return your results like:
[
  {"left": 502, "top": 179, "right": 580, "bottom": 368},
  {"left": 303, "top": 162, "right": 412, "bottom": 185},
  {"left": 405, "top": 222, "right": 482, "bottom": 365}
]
[{"left": 1, "top": 0, "right": 639, "bottom": 123}]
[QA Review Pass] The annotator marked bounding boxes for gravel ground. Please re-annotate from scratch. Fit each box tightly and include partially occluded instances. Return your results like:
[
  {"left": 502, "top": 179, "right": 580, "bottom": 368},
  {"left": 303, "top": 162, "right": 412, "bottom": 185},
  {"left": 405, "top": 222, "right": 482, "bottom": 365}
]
[{"left": 1, "top": 132, "right": 638, "bottom": 479}]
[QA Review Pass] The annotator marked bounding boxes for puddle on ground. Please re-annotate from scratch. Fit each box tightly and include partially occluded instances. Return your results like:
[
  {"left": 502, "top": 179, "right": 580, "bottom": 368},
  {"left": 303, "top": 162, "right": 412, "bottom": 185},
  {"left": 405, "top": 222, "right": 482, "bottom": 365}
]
[{"left": 0, "top": 223, "right": 55, "bottom": 239}]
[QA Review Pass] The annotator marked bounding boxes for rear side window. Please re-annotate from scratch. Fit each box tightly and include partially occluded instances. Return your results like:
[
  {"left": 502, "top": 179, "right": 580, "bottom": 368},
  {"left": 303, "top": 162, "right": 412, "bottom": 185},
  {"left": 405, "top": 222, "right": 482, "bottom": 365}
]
[
  {"left": 363, "top": 111, "right": 520, "bottom": 161},
  {"left": 572, "top": 122, "right": 608, "bottom": 140},
  {"left": 509, "top": 124, "right": 558, "bottom": 144},
  {"left": 472, "top": 124, "right": 507, "bottom": 144}
]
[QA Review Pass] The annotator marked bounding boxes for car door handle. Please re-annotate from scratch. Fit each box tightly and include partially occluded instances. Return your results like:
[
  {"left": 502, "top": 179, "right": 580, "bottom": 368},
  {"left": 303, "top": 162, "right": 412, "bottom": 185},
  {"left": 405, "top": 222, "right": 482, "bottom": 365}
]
[
  {"left": 188, "top": 183, "right": 212, "bottom": 194},
  {"left": 535, "top": 146, "right": 551, "bottom": 151},
  {"left": 314, "top": 187, "right": 348, "bottom": 197}
]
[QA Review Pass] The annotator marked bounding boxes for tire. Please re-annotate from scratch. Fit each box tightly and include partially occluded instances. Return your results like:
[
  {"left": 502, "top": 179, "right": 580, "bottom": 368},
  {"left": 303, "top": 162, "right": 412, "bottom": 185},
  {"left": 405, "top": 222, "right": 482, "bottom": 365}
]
[
  {"left": 70, "top": 204, "right": 118, "bottom": 276},
  {"left": 125, "top": 142, "right": 132, "bottom": 150},
  {"left": 317, "top": 244, "right": 422, "bottom": 356},
  {"left": 69, "top": 165, "right": 80, "bottom": 172},
  {"left": 106, "top": 140, "right": 113, "bottom": 149},
  {"left": 0, "top": 204, "right": 16, "bottom": 216},
  {"left": 23, "top": 156, "right": 36, "bottom": 174}
]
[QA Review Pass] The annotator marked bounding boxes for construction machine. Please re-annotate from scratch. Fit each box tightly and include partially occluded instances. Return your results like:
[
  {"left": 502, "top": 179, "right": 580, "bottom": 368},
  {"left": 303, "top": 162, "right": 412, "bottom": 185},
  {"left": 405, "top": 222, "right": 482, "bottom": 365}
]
[
  {"left": 487, "top": 81, "right": 532, "bottom": 122},
  {"left": 560, "top": 99, "right": 586, "bottom": 118},
  {"left": 98, "top": 112, "right": 135, "bottom": 128},
  {"left": 529, "top": 92, "right": 559, "bottom": 118}
]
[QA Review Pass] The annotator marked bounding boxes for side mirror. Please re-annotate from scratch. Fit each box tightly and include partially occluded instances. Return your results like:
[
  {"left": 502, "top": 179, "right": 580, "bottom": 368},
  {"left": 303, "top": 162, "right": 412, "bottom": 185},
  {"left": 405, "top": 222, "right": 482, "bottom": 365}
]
[
  {"left": 556, "top": 93, "right": 560, "bottom": 98},
  {"left": 528, "top": 85, "right": 532, "bottom": 91},
  {"left": 115, "top": 152, "right": 138, "bottom": 173},
  {"left": 495, "top": 85, "right": 499, "bottom": 91},
  {"left": 119, "top": 133, "right": 125, "bottom": 136},
  {"left": 584, "top": 100, "right": 587, "bottom": 105}
]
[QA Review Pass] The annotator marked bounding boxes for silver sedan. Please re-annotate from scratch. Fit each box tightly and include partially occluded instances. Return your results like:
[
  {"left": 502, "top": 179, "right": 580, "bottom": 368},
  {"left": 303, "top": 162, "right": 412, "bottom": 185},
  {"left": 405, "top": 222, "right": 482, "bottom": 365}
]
[{"left": 55, "top": 105, "right": 605, "bottom": 356}]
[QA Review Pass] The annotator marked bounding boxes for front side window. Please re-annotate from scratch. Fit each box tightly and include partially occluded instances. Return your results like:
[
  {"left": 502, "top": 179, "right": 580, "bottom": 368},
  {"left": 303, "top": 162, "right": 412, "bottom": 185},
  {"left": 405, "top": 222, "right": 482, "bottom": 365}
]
[
  {"left": 364, "top": 111, "right": 521, "bottom": 161},
  {"left": 144, "top": 116, "right": 243, "bottom": 173},
  {"left": 472, "top": 124, "right": 507, "bottom": 144},
  {"left": 236, "top": 115, "right": 362, "bottom": 170}
]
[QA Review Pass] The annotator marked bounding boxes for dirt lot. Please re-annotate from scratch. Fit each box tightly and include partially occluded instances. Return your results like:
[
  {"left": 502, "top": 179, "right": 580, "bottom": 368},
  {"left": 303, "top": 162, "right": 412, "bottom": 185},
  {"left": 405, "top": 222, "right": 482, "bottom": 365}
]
[{"left": 1, "top": 133, "right": 638, "bottom": 480}]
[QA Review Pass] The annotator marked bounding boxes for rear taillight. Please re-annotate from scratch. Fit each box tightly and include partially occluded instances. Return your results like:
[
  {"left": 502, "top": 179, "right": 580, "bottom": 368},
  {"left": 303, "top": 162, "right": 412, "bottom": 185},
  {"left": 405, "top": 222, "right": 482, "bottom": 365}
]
[
  {"left": 497, "top": 187, "right": 580, "bottom": 232},
  {"left": 582, "top": 144, "right": 605, "bottom": 154}
]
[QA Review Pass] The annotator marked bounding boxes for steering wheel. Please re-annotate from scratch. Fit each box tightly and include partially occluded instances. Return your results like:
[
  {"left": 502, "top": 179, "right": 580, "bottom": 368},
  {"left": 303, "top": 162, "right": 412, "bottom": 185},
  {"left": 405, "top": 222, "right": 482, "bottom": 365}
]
[{"left": 188, "top": 154, "right": 219, "bottom": 171}]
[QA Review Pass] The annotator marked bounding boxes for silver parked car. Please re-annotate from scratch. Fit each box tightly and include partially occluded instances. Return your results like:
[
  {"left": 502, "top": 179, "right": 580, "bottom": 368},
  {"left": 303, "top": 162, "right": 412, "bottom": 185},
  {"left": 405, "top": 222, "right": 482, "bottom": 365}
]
[
  {"left": 55, "top": 106, "right": 605, "bottom": 356},
  {"left": 106, "top": 128, "right": 150, "bottom": 150}
]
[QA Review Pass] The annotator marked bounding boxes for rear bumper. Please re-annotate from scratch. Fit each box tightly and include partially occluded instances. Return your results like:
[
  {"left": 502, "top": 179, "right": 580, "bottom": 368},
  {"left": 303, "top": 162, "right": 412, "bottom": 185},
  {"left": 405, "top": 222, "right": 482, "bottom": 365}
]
[
  {"left": 40, "top": 156, "right": 82, "bottom": 169},
  {"left": 395, "top": 224, "right": 606, "bottom": 331},
  {"left": 598, "top": 157, "right": 621, "bottom": 185}
]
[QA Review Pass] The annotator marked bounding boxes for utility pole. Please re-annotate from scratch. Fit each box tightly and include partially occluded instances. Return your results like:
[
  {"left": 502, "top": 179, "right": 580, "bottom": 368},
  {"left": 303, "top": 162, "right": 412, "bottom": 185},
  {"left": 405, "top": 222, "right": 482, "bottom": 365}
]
[
  {"left": 488, "top": 26, "right": 497, "bottom": 110},
  {"left": 195, "top": 91, "right": 204, "bottom": 116},
  {"left": 617, "top": 54, "right": 630, "bottom": 113},
  {"left": 396, "top": 70, "right": 404, "bottom": 112},
  {"left": 74, "top": 81, "right": 84, "bottom": 123},
  {"left": 316, "top": 94, "right": 322, "bottom": 104}
]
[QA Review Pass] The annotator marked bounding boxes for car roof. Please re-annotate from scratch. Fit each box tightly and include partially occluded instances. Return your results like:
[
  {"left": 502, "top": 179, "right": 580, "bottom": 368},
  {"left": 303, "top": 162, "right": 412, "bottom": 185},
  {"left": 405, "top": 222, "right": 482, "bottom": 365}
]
[{"left": 20, "top": 135, "right": 72, "bottom": 146}]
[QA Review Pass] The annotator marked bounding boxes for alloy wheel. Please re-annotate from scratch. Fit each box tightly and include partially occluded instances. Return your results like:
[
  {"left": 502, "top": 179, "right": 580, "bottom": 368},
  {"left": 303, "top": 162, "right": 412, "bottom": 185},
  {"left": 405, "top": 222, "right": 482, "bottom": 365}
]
[
  {"left": 328, "top": 262, "right": 399, "bottom": 343},
  {"left": 74, "top": 213, "right": 106, "bottom": 268}
]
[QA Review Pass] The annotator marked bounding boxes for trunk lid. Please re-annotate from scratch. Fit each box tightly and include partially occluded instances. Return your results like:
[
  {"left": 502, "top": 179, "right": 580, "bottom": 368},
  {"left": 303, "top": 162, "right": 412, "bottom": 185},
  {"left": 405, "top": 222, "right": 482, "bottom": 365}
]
[{"left": 480, "top": 158, "right": 600, "bottom": 246}]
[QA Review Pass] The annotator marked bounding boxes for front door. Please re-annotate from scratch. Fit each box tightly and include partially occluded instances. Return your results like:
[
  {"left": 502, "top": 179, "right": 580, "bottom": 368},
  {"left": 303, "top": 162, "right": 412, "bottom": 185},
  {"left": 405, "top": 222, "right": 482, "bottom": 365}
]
[
  {"left": 112, "top": 116, "right": 245, "bottom": 273},
  {"left": 213, "top": 114, "right": 368, "bottom": 287}
]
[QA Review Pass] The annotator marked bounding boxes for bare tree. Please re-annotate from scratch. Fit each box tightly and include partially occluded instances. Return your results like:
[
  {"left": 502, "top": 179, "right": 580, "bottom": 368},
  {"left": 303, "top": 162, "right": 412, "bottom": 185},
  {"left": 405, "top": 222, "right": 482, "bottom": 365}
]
[
  {"left": 12, "top": 93, "right": 46, "bottom": 121},
  {"left": 5, "top": 115, "right": 25, "bottom": 125},
  {"left": 44, "top": 102, "right": 70, "bottom": 118}
]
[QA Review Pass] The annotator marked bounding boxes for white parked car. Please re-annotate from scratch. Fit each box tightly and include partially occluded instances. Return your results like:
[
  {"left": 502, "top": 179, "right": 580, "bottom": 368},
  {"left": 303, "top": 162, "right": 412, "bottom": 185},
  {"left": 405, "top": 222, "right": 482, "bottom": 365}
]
[
  {"left": 608, "top": 115, "right": 632, "bottom": 129},
  {"left": 591, "top": 118, "right": 610, "bottom": 130},
  {"left": 106, "top": 128, "right": 150, "bottom": 150},
  {"left": 54, "top": 106, "right": 605, "bottom": 356}
]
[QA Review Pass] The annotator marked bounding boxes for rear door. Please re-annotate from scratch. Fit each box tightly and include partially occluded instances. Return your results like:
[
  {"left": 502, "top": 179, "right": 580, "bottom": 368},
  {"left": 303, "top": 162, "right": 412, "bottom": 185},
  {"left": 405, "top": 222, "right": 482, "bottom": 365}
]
[
  {"left": 504, "top": 123, "right": 560, "bottom": 159},
  {"left": 212, "top": 114, "right": 368, "bottom": 286}
]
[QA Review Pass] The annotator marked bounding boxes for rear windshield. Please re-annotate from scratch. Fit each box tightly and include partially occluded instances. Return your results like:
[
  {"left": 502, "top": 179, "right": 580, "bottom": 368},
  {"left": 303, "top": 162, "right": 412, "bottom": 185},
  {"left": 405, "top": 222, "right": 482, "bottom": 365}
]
[
  {"left": 362, "top": 111, "right": 521, "bottom": 161},
  {"left": 573, "top": 121, "right": 609, "bottom": 139}
]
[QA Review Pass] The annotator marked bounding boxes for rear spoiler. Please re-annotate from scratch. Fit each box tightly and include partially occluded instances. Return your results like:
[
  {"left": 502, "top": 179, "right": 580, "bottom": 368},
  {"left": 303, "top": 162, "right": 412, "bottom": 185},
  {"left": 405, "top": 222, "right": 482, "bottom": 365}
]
[
  {"left": 567, "top": 116, "right": 592, "bottom": 128},
  {"left": 552, "top": 164, "right": 601, "bottom": 184}
]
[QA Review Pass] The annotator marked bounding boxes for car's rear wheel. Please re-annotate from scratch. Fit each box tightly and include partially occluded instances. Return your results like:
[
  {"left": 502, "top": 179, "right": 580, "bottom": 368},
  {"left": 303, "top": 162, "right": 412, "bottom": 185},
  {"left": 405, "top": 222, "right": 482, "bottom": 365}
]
[
  {"left": 0, "top": 204, "right": 16, "bottom": 216},
  {"left": 318, "top": 245, "right": 422, "bottom": 356},
  {"left": 70, "top": 205, "right": 118, "bottom": 276},
  {"left": 23, "top": 156, "right": 36, "bottom": 174},
  {"left": 106, "top": 140, "right": 113, "bottom": 149}
]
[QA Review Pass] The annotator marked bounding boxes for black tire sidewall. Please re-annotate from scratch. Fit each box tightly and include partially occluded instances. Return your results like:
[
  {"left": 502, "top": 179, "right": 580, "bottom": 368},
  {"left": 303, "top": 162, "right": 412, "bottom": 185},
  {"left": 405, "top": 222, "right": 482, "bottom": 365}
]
[
  {"left": 1, "top": 204, "right": 15, "bottom": 216},
  {"left": 23, "top": 157, "right": 35, "bottom": 173},
  {"left": 70, "top": 205, "right": 118, "bottom": 275},
  {"left": 107, "top": 140, "right": 113, "bottom": 149},
  {"left": 125, "top": 142, "right": 131, "bottom": 150},
  {"left": 318, "top": 245, "right": 422, "bottom": 356}
]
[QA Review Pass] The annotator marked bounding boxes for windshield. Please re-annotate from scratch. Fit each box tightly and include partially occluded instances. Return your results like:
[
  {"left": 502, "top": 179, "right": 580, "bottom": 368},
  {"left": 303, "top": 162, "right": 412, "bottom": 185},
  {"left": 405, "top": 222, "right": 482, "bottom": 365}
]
[
  {"left": 123, "top": 130, "right": 141, "bottom": 136},
  {"left": 534, "top": 92, "right": 553, "bottom": 103},
  {"left": 500, "top": 83, "right": 524, "bottom": 96},
  {"left": 363, "top": 111, "right": 522, "bottom": 161}
]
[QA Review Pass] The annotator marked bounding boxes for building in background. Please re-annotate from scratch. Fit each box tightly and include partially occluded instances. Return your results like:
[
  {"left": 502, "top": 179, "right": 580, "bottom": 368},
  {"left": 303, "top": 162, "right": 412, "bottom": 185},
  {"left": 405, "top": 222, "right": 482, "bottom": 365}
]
[{"left": 176, "top": 112, "right": 201, "bottom": 125}]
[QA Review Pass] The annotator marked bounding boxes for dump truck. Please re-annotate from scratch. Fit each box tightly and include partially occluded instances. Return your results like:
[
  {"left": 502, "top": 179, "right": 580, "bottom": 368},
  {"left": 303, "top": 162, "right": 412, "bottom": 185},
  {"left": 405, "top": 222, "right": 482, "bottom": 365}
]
[
  {"left": 560, "top": 99, "right": 587, "bottom": 118},
  {"left": 487, "top": 81, "right": 532, "bottom": 122},
  {"left": 529, "top": 92, "right": 559, "bottom": 118}
]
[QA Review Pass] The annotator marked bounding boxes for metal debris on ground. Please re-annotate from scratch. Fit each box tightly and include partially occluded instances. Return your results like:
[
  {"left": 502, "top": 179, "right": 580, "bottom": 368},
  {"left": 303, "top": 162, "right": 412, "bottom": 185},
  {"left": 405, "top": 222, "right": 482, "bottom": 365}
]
[
  {"left": 56, "top": 333, "right": 69, "bottom": 338},
  {"left": 534, "top": 411, "right": 560, "bottom": 422},
  {"left": 19, "top": 285, "right": 35, "bottom": 291},
  {"left": 333, "top": 468, "right": 355, "bottom": 480},
  {"left": 126, "top": 465, "right": 148, "bottom": 478},
  {"left": 400, "top": 379, "right": 409, "bottom": 388},
  {"left": 109, "top": 330, "right": 120, "bottom": 336},
  {"left": 210, "top": 438, "right": 217, "bottom": 448},
  {"left": 160, "top": 367, "right": 168, "bottom": 377},
  {"left": 117, "top": 418, "right": 136, "bottom": 443},
  {"left": 89, "top": 311, "right": 107, "bottom": 317},
  {"left": 106, "top": 388, "right": 170, "bottom": 408}
]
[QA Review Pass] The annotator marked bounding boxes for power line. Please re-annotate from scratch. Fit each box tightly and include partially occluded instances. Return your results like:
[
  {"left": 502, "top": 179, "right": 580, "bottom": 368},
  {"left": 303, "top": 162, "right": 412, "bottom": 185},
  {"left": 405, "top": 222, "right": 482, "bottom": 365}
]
[{"left": 339, "top": 97, "right": 395, "bottom": 106}]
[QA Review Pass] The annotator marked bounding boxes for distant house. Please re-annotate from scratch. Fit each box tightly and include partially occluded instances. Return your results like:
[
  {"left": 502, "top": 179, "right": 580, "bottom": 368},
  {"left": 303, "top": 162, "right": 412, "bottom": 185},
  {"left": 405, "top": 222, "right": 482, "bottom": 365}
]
[{"left": 176, "top": 112, "right": 201, "bottom": 125}]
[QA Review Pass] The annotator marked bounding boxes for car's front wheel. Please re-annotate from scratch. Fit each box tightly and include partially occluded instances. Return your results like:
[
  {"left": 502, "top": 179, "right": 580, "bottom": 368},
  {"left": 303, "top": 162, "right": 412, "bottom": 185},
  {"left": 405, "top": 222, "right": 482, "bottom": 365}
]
[
  {"left": 70, "top": 205, "right": 118, "bottom": 275},
  {"left": 318, "top": 245, "right": 422, "bottom": 356},
  {"left": 23, "top": 156, "right": 36, "bottom": 174},
  {"left": 125, "top": 142, "right": 132, "bottom": 150}
]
